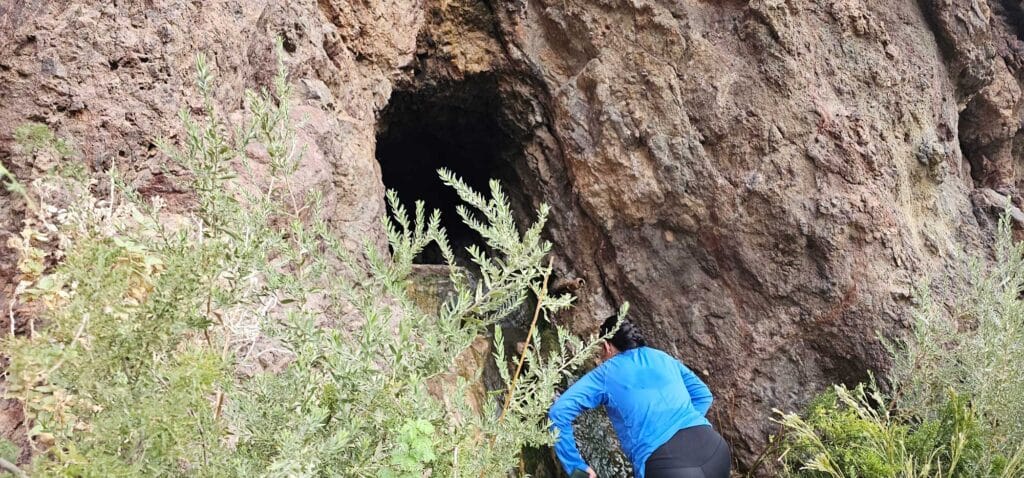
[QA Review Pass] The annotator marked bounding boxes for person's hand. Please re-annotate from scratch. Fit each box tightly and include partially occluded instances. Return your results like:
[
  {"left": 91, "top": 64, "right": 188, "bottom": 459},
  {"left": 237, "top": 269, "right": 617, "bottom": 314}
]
[{"left": 570, "top": 467, "right": 597, "bottom": 478}]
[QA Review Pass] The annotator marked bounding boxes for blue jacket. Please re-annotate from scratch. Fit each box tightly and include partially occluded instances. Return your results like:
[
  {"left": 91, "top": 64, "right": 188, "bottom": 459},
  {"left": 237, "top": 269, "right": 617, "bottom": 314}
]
[{"left": 548, "top": 347, "right": 714, "bottom": 478}]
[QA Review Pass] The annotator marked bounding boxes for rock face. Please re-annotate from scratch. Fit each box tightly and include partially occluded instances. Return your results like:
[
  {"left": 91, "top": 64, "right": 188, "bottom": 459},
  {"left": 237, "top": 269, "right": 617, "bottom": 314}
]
[
  {"left": 3, "top": 0, "right": 1024, "bottom": 473},
  {"left": 489, "top": 1, "right": 1000, "bottom": 467},
  {"left": 0, "top": 0, "right": 407, "bottom": 328}
]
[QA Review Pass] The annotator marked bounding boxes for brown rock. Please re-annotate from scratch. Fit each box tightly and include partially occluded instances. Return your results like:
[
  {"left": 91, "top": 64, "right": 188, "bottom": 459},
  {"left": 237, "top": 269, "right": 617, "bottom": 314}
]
[
  {"left": 487, "top": 0, "right": 1016, "bottom": 470},
  {"left": 426, "top": 334, "right": 493, "bottom": 422},
  {"left": 4, "top": 0, "right": 1024, "bottom": 474},
  {"left": 0, "top": 399, "right": 28, "bottom": 465}
]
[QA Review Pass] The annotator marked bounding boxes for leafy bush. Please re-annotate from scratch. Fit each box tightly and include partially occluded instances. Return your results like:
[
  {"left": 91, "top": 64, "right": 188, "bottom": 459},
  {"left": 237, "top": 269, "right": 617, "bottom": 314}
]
[
  {"left": 776, "top": 215, "right": 1024, "bottom": 477},
  {"left": 2, "top": 44, "right": 604, "bottom": 476},
  {"left": 891, "top": 215, "right": 1024, "bottom": 451},
  {"left": 1, "top": 163, "right": 24, "bottom": 195},
  {"left": 13, "top": 123, "right": 73, "bottom": 159},
  {"left": 776, "top": 382, "right": 1021, "bottom": 477}
]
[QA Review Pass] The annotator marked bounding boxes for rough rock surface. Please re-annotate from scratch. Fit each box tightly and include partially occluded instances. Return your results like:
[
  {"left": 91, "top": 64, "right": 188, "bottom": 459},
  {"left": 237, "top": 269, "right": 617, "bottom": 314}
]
[
  {"left": 3, "top": 0, "right": 1024, "bottom": 474},
  {"left": 0, "top": 0, "right": 406, "bottom": 462},
  {"left": 487, "top": 0, "right": 1024, "bottom": 468},
  {"left": 0, "top": 0, "right": 401, "bottom": 344}
]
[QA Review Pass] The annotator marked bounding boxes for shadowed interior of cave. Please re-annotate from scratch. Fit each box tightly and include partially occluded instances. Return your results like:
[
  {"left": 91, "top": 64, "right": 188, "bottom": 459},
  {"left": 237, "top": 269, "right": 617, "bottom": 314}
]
[
  {"left": 997, "top": 0, "right": 1024, "bottom": 42},
  {"left": 376, "top": 75, "right": 525, "bottom": 264}
]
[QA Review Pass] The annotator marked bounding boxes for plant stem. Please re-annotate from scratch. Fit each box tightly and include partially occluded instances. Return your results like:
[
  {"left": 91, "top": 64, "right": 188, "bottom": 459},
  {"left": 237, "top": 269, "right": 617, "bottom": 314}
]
[
  {"left": 0, "top": 457, "right": 27, "bottom": 478},
  {"left": 499, "top": 256, "right": 553, "bottom": 421}
]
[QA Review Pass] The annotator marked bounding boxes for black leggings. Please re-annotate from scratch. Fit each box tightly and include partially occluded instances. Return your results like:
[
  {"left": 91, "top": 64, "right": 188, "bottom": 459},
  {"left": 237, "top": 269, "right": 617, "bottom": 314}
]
[{"left": 644, "top": 425, "right": 731, "bottom": 478}]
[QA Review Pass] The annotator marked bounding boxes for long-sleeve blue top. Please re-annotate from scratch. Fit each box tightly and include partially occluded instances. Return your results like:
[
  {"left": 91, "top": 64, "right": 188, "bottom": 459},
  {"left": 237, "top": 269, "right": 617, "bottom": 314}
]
[{"left": 548, "top": 346, "right": 714, "bottom": 478}]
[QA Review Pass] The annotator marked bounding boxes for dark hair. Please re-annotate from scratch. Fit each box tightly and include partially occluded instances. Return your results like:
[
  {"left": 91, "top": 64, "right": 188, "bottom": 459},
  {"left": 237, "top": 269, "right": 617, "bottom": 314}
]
[{"left": 600, "top": 315, "right": 647, "bottom": 351}]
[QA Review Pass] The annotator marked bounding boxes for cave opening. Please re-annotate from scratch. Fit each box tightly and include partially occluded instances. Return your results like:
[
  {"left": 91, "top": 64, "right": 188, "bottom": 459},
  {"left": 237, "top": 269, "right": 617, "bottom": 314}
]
[
  {"left": 996, "top": 0, "right": 1024, "bottom": 42},
  {"left": 375, "top": 75, "right": 527, "bottom": 264}
]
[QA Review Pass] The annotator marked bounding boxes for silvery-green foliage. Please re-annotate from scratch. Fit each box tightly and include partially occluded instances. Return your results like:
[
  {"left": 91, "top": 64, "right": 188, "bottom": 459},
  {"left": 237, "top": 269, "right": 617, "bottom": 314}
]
[
  {"left": 3, "top": 41, "right": 605, "bottom": 477},
  {"left": 890, "top": 213, "right": 1024, "bottom": 457},
  {"left": 1, "top": 163, "right": 26, "bottom": 197},
  {"left": 777, "top": 213, "right": 1024, "bottom": 477},
  {"left": 776, "top": 382, "right": 1024, "bottom": 478}
]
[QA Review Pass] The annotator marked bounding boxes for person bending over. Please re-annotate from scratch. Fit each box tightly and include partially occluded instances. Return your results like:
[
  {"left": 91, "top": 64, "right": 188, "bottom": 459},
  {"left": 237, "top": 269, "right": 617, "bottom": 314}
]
[{"left": 548, "top": 315, "right": 731, "bottom": 478}]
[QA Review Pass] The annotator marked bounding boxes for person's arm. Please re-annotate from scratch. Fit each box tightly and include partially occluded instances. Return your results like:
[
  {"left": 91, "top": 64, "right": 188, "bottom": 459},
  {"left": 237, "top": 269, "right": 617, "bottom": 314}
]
[
  {"left": 548, "top": 367, "right": 607, "bottom": 476},
  {"left": 678, "top": 361, "right": 713, "bottom": 416}
]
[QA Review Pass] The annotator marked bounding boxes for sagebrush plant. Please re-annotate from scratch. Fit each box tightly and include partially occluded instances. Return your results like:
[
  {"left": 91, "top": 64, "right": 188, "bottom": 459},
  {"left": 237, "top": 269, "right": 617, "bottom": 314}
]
[
  {"left": 891, "top": 214, "right": 1024, "bottom": 451},
  {"left": 11, "top": 123, "right": 86, "bottom": 181},
  {"left": 0, "top": 438, "right": 16, "bottom": 462},
  {"left": 13, "top": 123, "right": 73, "bottom": 160},
  {"left": 776, "top": 214, "right": 1024, "bottom": 477},
  {"left": 2, "top": 42, "right": 606, "bottom": 477},
  {"left": 776, "top": 382, "right": 1021, "bottom": 477},
  {"left": 1, "top": 163, "right": 25, "bottom": 196}
]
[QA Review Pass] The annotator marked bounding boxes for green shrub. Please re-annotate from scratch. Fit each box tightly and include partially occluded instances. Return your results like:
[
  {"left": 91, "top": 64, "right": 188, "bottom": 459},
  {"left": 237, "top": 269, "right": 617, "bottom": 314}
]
[
  {"left": 891, "top": 215, "right": 1024, "bottom": 452},
  {"left": 776, "top": 382, "right": 1018, "bottom": 477},
  {"left": 13, "top": 123, "right": 73, "bottom": 159},
  {"left": 1, "top": 163, "right": 27, "bottom": 198},
  {"left": 3, "top": 43, "right": 605, "bottom": 476},
  {"left": 776, "top": 214, "right": 1024, "bottom": 477},
  {"left": 0, "top": 438, "right": 17, "bottom": 464}
]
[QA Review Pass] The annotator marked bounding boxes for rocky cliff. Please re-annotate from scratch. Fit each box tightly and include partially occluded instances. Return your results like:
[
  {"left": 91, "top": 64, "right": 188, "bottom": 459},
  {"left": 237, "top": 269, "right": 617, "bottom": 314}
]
[{"left": 3, "top": 0, "right": 1023, "bottom": 472}]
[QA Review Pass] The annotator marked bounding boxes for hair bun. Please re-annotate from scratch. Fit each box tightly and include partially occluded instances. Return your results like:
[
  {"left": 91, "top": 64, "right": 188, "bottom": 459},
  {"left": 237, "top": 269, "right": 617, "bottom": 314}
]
[
  {"left": 601, "top": 315, "right": 647, "bottom": 350},
  {"left": 623, "top": 322, "right": 648, "bottom": 347}
]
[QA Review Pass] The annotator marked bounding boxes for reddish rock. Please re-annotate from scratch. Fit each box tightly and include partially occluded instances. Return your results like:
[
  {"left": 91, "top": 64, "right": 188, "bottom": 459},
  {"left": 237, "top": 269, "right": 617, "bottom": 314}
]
[{"left": 3, "top": 0, "right": 1024, "bottom": 474}]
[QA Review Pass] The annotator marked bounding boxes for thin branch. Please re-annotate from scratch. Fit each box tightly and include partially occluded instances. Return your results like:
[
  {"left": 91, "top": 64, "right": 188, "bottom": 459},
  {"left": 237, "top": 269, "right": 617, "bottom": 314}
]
[
  {"left": 499, "top": 256, "right": 554, "bottom": 421},
  {"left": 7, "top": 300, "right": 14, "bottom": 338},
  {"left": 0, "top": 457, "right": 27, "bottom": 478},
  {"left": 106, "top": 165, "right": 117, "bottom": 226},
  {"left": 46, "top": 313, "right": 90, "bottom": 376},
  {"left": 213, "top": 390, "right": 225, "bottom": 420}
]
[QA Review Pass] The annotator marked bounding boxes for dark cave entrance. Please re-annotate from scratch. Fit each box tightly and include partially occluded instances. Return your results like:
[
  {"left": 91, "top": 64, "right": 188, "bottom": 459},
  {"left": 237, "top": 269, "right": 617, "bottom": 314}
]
[
  {"left": 376, "top": 72, "right": 605, "bottom": 476},
  {"left": 375, "top": 75, "right": 528, "bottom": 264}
]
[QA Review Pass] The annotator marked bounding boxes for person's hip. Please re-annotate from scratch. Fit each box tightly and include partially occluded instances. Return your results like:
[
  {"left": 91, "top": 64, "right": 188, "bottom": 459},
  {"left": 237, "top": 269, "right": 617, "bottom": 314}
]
[{"left": 644, "top": 425, "right": 731, "bottom": 478}]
